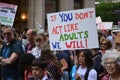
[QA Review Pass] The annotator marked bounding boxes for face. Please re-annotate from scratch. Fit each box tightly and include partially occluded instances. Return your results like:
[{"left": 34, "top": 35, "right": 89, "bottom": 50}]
[
  {"left": 101, "top": 41, "right": 107, "bottom": 50},
  {"left": 35, "top": 40, "right": 43, "bottom": 47},
  {"left": 104, "top": 58, "right": 118, "bottom": 75},
  {"left": 3, "top": 27, "right": 14, "bottom": 42},
  {"left": 115, "top": 43, "right": 120, "bottom": 51},
  {"left": 112, "top": 32, "right": 120, "bottom": 40},
  {"left": 78, "top": 51, "right": 86, "bottom": 66},
  {"left": 91, "top": 49, "right": 96, "bottom": 55},
  {"left": 26, "top": 30, "right": 34, "bottom": 41},
  {"left": 112, "top": 32, "right": 117, "bottom": 39},
  {"left": 35, "top": 36, "right": 44, "bottom": 47},
  {"left": 31, "top": 66, "right": 44, "bottom": 79}
]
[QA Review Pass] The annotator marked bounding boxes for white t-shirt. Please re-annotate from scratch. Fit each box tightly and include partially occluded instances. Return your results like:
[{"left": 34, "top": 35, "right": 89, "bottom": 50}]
[
  {"left": 42, "top": 75, "right": 49, "bottom": 80},
  {"left": 77, "top": 66, "right": 97, "bottom": 80},
  {"left": 31, "top": 46, "right": 41, "bottom": 58}
]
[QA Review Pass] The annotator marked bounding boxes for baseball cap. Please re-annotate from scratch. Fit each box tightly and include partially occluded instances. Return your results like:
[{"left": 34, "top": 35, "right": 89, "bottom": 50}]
[{"left": 112, "top": 25, "right": 120, "bottom": 32}]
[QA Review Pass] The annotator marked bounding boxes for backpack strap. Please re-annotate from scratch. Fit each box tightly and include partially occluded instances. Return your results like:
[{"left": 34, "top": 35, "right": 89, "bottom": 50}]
[
  {"left": 46, "top": 71, "right": 54, "bottom": 80},
  {"left": 84, "top": 68, "right": 92, "bottom": 80},
  {"left": 92, "top": 54, "right": 101, "bottom": 61}
]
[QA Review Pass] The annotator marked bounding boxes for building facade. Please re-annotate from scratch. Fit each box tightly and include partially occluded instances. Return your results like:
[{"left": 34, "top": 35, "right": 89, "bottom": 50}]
[
  {"left": 0, "top": 0, "right": 95, "bottom": 32},
  {"left": 28, "top": 0, "right": 95, "bottom": 31}
]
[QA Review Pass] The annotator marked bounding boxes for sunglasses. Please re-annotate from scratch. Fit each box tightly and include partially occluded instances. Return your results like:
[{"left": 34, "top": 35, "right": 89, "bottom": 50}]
[
  {"left": 3, "top": 32, "right": 11, "bottom": 35},
  {"left": 101, "top": 43, "right": 107, "bottom": 45},
  {"left": 112, "top": 32, "right": 117, "bottom": 35}
]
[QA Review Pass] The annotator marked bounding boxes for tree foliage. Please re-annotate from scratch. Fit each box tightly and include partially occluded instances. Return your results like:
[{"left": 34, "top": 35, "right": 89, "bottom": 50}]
[
  {"left": 95, "top": 2, "right": 120, "bottom": 25},
  {"left": 95, "top": 0, "right": 104, "bottom": 2}
]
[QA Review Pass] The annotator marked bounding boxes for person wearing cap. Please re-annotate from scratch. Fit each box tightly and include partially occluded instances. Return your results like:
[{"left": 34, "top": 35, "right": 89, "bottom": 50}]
[
  {"left": 111, "top": 27, "right": 120, "bottom": 51},
  {"left": 112, "top": 27, "right": 120, "bottom": 40}
]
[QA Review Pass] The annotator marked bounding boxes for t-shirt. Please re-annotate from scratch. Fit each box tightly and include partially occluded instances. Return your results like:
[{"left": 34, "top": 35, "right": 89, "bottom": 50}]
[
  {"left": 24, "top": 70, "right": 34, "bottom": 80},
  {"left": 56, "top": 50, "right": 71, "bottom": 72},
  {"left": 102, "top": 74, "right": 110, "bottom": 80},
  {"left": 77, "top": 66, "right": 97, "bottom": 80},
  {"left": 31, "top": 46, "right": 41, "bottom": 58},
  {"left": 42, "top": 75, "right": 50, "bottom": 80},
  {"left": 70, "top": 65, "right": 77, "bottom": 80},
  {"left": 0, "top": 39, "right": 24, "bottom": 79},
  {"left": 26, "top": 42, "right": 35, "bottom": 54},
  {"left": 56, "top": 50, "right": 70, "bottom": 64}
]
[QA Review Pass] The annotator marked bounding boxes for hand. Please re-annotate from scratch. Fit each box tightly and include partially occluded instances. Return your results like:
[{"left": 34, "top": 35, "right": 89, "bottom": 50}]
[
  {"left": 0, "top": 57, "right": 3, "bottom": 61},
  {"left": 0, "top": 57, "right": 3, "bottom": 65},
  {"left": 75, "top": 73, "right": 81, "bottom": 80}
]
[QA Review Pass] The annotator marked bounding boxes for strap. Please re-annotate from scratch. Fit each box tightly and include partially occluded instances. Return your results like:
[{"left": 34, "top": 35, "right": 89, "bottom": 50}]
[
  {"left": 46, "top": 71, "right": 54, "bottom": 80},
  {"left": 92, "top": 55, "right": 101, "bottom": 60},
  {"left": 84, "top": 68, "right": 92, "bottom": 80}
]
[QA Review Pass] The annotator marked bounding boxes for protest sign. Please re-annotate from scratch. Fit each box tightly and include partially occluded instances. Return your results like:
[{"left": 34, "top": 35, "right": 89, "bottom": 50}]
[
  {"left": 0, "top": 2, "right": 17, "bottom": 27},
  {"left": 47, "top": 8, "right": 99, "bottom": 50},
  {"left": 96, "top": 16, "right": 102, "bottom": 24},
  {"left": 97, "top": 22, "right": 113, "bottom": 30},
  {"left": 35, "top": 21, "right": 44, "bottom": 34}
]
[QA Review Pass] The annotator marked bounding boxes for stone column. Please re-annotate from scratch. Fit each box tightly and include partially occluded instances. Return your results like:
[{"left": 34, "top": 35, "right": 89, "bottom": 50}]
[
  {"left": 28, "top": 0, "right": 45, "bottom": 29},
  {"left": 59, "top": 0, "right": 74, "bottom": 11},
  {"left": 28, "top": 0, "right": 34, "bottom": 28},
  {"left": 83, "top": 0, "right": 95, "bottom": 8}
]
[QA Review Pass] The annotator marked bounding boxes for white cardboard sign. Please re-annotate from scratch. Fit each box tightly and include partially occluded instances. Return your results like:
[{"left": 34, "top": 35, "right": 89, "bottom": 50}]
[
  {"left": 0, "top": 3, "right": 17, "bottom": 27},
  {"left": 97, "top": 22, "right": 113, "bottom": 30},
  {"left": 96, "top": 16, "right": 102, "bottom": 24},
  {"left": 47, "top": 8, "right": 99, "bottom": 50}
]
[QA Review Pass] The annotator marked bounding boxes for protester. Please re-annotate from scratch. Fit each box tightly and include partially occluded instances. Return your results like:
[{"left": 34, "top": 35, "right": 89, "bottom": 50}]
[
  {"left": 99, "top": 35, "right": 106, "bottom": 45},
  {"left": 56, "top": 50, "right": 71, "bottom": 80},
  {"left": 100, "top": 39, "right": 113, "bottom": 55},
  {"left": 40, "top": 44, "right": 61, "bottom": 80},
  {"left": 0, "top": 26, "right": 24, "bottom": 80},
  {"left": 106, "top": 29, "right": 113, "bottom": 43},
  {"left": 31, "top": 34, "right": 44, "bottom": 58},
  {"left": 91, "top": 48, "right": 106, "bottom": 79},
  {"left": 75, "top": 49, "right": 97, "bottom": 80},
  {"left": 101, "top": 50, "right": 120, "bottom": 80},
  {"left": 111, "top": 27, "right": 120, "bottom": 40},
  {"left": 114, "top": 38, "right": 120, "bottom": 51},
  {"left": 26, "top": 29, "right": 36, "bottom": 54},
  {"left": 70, "top": 54, "right": 78, "bottom": 80},
  {"left": 20, "top": 30, "right": 29, "bottom": 47},
  {"left": 19, "top": 53, "right": 35, "bottom": 80},
  {"left": 31, "top": 59, "right": 50, "bottom": 80},
  {"left": 111, "top": 27, "right": 120, "bottom": 49}
]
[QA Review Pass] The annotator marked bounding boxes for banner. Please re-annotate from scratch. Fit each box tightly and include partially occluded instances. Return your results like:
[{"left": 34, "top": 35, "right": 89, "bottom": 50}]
[
  {"left": 47, "top": 8, "right": 99, "bottom": 50},
  {"left": 0, "top": 3, "right": 17, "bottom": 27}
]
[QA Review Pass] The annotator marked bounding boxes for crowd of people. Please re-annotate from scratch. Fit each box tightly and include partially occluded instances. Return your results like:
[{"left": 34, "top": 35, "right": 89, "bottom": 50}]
[{"left": 0, "top": 25, "right": 120, "bottom": 80}]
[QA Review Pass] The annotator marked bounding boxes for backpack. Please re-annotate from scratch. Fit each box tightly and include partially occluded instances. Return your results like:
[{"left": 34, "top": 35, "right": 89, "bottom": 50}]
[{"left": 84, "top": 68, "right": 100, "bottom": 80}]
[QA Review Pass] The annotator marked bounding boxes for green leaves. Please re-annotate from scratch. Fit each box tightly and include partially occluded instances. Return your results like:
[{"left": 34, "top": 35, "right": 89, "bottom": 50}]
[{"left": 95, "top": 2, "right": 120, "bottom": 25}]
